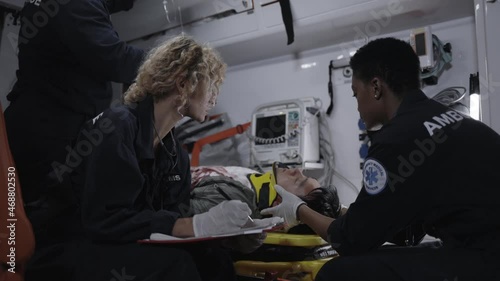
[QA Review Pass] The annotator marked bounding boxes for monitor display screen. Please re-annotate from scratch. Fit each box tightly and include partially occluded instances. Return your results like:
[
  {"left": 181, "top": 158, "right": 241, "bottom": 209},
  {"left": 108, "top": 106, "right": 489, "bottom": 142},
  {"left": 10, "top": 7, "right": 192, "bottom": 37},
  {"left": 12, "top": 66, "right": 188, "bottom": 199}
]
[{"left": 255, "top": 114, "right": 286, "bottom": 145}]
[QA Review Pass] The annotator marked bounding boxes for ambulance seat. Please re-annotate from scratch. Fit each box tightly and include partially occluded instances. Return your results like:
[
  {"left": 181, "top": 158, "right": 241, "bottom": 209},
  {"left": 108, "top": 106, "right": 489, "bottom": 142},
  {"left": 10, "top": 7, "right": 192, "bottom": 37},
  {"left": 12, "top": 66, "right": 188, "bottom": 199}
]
[
  {"left": 234, "top": 232, "right": 338, "bottom": 281},
  {"left": 0, "top": 101, "right": 36, "bottom": 281}
]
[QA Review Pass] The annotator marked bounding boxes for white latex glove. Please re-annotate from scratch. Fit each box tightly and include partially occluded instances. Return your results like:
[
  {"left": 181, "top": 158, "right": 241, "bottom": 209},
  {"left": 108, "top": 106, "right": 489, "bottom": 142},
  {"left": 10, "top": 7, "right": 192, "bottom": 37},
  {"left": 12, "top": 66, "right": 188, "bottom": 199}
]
[
  {"left": 193, "top": 200, "right": 251, "bottom": 237},
  {"left": 260, "top": 185, "right": 306, "bottom": 230},
  {"left": 251, "top": 217, "right": 284, "bottom": 228}
]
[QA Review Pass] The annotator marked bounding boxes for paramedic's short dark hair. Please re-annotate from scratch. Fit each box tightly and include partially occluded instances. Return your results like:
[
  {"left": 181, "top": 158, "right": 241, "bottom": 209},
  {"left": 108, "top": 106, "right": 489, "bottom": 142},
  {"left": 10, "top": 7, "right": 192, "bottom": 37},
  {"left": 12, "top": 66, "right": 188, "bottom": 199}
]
[
  {"left": 287, "top": 186, "right": 341, "bottom": 235},
  {"left": 349, "top": 37, "right": 421, "bottom": 97}
]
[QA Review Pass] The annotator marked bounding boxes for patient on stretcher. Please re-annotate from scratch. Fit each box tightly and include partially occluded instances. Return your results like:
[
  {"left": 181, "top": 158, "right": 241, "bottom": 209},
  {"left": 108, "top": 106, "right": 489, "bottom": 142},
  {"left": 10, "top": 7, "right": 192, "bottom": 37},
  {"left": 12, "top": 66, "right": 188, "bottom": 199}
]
[{"left": 190, "top": 162, "right": 343, "bottom": 233}]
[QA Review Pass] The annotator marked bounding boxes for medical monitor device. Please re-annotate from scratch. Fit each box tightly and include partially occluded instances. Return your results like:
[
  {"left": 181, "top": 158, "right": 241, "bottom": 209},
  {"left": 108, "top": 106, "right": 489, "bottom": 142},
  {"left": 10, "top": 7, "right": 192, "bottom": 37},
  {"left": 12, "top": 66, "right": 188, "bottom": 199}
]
[
  {"left": 410, "top": 26, "right": 433, "bottom": 69},
  {"left": 250, "top": 97, "right": 320, "bottom": 169}
]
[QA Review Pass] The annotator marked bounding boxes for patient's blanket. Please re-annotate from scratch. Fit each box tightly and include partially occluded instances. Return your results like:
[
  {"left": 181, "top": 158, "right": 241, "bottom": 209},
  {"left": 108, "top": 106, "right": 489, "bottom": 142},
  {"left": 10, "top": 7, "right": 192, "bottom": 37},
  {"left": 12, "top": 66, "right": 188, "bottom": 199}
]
[
  {"left": 191, "top": 165, "right": 279, "bottom": 211},
  {"left": 190, "top": 166, "right": 258, "bottom": 189},
  {"left": 190, "top": 175, "right": 260, "bottom": 218}
]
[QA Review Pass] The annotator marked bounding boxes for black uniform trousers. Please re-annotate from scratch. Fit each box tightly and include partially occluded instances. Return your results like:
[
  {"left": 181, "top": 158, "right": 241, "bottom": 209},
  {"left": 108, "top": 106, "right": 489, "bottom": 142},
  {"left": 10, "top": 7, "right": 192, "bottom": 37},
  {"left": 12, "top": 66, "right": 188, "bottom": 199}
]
[
  {"left": 315, "top": 241, "right": 500, "bottom": 281},
  {"left": 25, "top": 240, "right": 237, "bottom": 281}
]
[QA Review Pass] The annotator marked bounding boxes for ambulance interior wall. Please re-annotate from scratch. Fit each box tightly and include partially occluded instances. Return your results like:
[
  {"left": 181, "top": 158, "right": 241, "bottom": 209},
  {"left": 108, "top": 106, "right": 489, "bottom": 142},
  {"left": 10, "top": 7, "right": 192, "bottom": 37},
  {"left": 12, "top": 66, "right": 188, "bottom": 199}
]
[
  {"left": 0, "top": 15, "right": 478, "bottom": 205},
  {"left": 212, "top": 17, "right": 477, "bottom": 205}
]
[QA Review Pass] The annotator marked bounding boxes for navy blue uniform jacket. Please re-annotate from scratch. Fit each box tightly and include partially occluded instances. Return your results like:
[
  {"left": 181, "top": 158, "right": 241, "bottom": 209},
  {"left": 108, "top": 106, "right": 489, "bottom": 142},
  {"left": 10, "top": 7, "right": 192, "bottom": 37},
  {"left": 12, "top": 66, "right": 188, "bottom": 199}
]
[
  {"left": 328, "top": 90, "right": 500, "bottom": 256},
  {"left": 7, "top": 0, "right": 144, "bottom": 137},
  {"left": 72, "top": 96, "right": 192, "bottom": 241}
]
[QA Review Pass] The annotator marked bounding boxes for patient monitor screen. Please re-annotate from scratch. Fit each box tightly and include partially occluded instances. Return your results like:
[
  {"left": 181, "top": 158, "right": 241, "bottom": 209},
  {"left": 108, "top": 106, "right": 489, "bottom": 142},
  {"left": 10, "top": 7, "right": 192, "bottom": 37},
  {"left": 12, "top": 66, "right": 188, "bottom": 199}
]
[{"left": 255, "top": 114, "right": 286, "bottom": 145}]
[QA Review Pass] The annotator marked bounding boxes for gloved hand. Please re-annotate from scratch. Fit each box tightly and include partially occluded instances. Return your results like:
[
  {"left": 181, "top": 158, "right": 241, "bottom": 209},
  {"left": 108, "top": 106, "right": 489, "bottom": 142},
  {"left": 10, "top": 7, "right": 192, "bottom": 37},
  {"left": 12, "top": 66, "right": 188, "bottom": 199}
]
[
  {"left": 251, "top": 216, "right": 284, "bottom": 228},
  {"left": 193, "top": 200, "right": 251, "bottom": 237},
  {"left": 260, "top": 185, "right": 306, "bottom": 230},
  {"left": 221, "top": 217, "right": 283, "bottom": 253}
]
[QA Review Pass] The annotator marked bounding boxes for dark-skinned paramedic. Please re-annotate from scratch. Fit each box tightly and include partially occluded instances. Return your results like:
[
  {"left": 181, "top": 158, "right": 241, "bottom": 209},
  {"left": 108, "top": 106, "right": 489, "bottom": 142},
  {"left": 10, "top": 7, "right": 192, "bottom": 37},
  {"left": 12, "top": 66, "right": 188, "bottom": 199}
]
[
  {"left": 3, "top": 0, "right": 144, "bottom": 280},
  {"left": 261, "top": 37, "right": 500, "bottom": 281}
]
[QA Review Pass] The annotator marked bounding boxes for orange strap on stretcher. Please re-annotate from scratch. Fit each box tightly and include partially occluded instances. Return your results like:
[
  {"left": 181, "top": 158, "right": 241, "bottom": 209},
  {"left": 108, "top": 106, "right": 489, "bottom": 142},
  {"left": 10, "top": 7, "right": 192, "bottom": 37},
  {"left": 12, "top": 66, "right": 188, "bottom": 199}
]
[{"left": 191, "top": 122, "right": 251, "bottom": 166}]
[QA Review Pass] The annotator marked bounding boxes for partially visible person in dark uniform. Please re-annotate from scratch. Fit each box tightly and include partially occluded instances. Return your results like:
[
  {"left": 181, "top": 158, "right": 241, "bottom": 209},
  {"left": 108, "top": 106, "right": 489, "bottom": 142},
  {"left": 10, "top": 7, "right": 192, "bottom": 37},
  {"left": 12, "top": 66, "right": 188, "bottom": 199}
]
[
  {"left": 4, "top": 0, "right": 145, "bottom": 247},
  {"left": 4, "top": 0, "right": 145, "bottom": 279},
  {"left": 68, "top": 35, "right": 276, "bottom": 281},
  {"left": 261, "top": 37, "right": 500, "bottom": 281}
]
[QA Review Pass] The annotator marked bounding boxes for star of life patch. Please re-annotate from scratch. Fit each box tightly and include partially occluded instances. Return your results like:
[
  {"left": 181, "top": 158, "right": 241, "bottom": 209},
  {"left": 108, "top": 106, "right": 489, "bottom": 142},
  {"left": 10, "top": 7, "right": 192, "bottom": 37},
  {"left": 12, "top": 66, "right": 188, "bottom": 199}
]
[{"left": 363, "top": 158, "right": 388, "bottom": 195}]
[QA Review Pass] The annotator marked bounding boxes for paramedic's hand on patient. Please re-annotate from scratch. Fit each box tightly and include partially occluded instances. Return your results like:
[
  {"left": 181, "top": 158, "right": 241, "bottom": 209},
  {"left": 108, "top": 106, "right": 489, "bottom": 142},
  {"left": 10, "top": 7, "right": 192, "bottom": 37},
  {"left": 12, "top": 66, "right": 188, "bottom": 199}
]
[
  {"left": 261, "top": 185, "right": 306, "bottom": 230},
  {"left": 193, "top": 200, "right": 251, "bottom": 237}
]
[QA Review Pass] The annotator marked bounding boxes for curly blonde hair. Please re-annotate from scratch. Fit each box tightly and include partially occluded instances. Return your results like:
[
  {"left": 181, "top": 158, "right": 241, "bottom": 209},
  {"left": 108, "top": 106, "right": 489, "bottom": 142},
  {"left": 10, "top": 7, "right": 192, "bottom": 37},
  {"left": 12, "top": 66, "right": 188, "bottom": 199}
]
[{"left": 124, "top": 35, "right": 226, "bottom": 110}]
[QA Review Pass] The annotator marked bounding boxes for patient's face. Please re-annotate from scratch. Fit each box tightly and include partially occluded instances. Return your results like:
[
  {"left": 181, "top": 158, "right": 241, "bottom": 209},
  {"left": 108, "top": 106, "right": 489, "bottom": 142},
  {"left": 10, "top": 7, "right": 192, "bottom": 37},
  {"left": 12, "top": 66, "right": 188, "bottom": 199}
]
[{"left": 274, "top": 166, "right": 320, "bottom": 197}]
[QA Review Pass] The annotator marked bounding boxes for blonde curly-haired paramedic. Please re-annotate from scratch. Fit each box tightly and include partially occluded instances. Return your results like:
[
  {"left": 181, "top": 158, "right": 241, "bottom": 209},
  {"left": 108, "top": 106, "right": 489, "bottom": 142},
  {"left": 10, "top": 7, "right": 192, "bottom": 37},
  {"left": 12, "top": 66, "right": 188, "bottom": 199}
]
[{"left": 68, "top": 35, "right": 276, "bottom": 281}]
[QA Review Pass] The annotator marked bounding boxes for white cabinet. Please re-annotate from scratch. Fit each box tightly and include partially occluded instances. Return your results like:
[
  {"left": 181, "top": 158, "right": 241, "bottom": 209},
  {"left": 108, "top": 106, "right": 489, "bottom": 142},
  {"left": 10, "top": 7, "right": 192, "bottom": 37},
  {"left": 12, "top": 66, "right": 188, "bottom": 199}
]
[
  {"left": 262, "top": 0, "right": 371, "bottom": 28},
  {"left": 116, "top": 0, "right": 473, "bottom": 66},
  {"left": 176, "top": 9, "right": 260, "bottom": 45},
  {"left": 475, "top": 0, "right": 500, "bottom": 133},
  {"left": 111, "top": 0, "right": 254, "bottom": 42}
]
